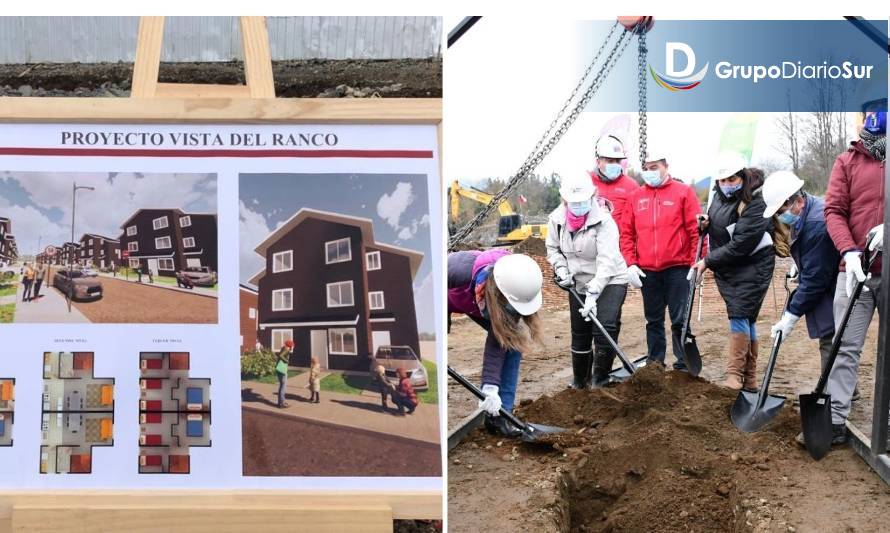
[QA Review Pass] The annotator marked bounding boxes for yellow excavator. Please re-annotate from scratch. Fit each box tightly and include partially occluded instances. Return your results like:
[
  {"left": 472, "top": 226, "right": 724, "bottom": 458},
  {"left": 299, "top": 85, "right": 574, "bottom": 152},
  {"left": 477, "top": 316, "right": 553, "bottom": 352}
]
[{"left": 449, "top": 180, "right": 548, "bottom": 245}]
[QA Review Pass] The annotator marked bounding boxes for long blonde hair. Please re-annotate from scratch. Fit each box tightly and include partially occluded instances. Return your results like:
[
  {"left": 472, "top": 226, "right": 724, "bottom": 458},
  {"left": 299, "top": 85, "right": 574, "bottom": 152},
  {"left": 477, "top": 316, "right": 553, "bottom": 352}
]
[{"left": 484, "top": 277, "right": 543, "bottom": 353}]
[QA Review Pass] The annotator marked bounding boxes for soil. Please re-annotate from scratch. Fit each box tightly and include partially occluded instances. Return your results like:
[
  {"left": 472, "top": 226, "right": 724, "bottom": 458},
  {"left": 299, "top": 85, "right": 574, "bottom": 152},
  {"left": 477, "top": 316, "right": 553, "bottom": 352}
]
[
  {"left": 449, "top": 256, "right": 890, "bottom": 532},
  {"left": 241, "top": 408, "right": 442, "bottom": 477},
  {"left": 0, "top": 59, "right": 441, "bottom": 98},
  {"left": 69, "top": 277, "right": 217, "bottom": 323}
]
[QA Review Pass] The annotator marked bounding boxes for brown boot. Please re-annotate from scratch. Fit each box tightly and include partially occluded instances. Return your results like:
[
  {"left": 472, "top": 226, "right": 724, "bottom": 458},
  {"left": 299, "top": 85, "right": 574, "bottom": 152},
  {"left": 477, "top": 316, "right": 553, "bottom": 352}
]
[
  {"left": 720, "top": 332, "right": 749, "bottom": 390},
  {"left": 743, "top": 339, "right": 759, "bottom": 391}
]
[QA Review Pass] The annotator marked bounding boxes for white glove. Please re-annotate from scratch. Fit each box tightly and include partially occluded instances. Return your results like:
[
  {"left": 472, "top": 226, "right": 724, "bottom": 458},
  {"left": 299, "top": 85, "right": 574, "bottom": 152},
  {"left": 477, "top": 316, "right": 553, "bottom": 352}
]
[
  {"left": 627, "top": 265, "right": 646, "bottom": 289},
  {"left": 478, "top": 384, "right": 502, "bottom": 416},
  {"left": 770, "top": 311, "right": 800, "bottom": 340},
  {"left": 555, "top": 266, "right": 573, "bottom": 288},
  {"left": 788, "top": 263, "right": 799, "bottom": 281},
  {"left": 844, "top": 251, "right": 866, "bottom": 298},
  {"left": 685, "top": 266, "right": 702, "bottom": 284},
  {"left": 580, "top": 291, "right": 598, "bottom": 322},
  {"left": 868, "top": 224, "right": 884, "bottom": 253}
]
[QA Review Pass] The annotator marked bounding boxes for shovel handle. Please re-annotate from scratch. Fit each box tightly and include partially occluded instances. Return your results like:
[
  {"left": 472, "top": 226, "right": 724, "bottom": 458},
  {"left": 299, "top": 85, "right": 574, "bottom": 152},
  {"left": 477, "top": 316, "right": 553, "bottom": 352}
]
[
  {"left": 447, "top": 366, "right": 529, "bottom": 431},
  {"left": 681, "top": 233, "right": 705, "bottom": 342},
  {"left": 560, "top": 283, "right": 636, "bottom": 375}
]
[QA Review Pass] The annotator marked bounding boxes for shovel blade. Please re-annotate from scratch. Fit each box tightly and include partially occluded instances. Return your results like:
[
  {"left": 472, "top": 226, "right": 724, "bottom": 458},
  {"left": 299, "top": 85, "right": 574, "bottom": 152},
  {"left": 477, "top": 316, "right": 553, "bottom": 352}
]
[
  {"left": 683, "top": 336, "right": 703, "bottom": 377},
  {"left": 730, "top": 390, "right": 786, "bottom": 432},
  {"left": 519, "top": 422, "right": 568, "bottom": 443},
  {"left": 608, "top": 356, "right": 648, "bottom": 381},
  {"left": 799, "top": 392, "right": 833, "bottom": 460}
]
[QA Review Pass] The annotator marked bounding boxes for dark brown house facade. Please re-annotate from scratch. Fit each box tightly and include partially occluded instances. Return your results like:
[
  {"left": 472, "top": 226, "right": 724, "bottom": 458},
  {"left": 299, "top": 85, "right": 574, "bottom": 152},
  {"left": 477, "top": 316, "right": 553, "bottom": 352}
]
[
  {"left": 0, "top": 217, "right": 16, "bottom": 266},
  {"left": 240, "top": 284, "right": 259, "bottom": 354},
  {"left": 249, "top": 209, "right": 422, "bottom": 372},
  {"left": 78, "top": 234, "right": 121, "bottom": 269},
  {"left": 118, "top": 209, "right": 217, "bottom": 277}
]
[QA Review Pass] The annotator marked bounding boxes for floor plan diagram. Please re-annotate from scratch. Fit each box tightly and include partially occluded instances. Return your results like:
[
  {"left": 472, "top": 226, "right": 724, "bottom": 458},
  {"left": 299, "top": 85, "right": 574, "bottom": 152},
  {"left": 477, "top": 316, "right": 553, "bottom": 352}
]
[
  {"left": 41, "top": 352, "right": 114, "bottom": 474},
  {"left": 138, "top": 352, "right": 211, "bottom": 474},
  {"left": 0, "top": 379, "right": 14, "bottom": 447}
]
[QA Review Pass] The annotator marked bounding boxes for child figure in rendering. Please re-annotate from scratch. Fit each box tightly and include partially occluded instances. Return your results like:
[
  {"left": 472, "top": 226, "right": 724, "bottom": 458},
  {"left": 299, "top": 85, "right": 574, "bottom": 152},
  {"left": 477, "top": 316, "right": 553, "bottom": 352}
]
[
  {"left": 308, "top": 356, "right": 321, "bottom": 404},
  {"left": 372, "top": 363, "right": 395, "bottom": 409},
  {"left": 274, "top": 340, "right": 294, "bottom": 408},
  {"left": 393, "top": 367, "right": 418, "bottom": 415}
]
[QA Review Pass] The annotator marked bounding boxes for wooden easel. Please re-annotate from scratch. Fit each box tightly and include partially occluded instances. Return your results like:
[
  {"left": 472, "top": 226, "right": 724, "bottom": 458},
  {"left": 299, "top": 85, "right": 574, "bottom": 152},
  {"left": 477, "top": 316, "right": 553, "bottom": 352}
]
[{"left": 0, "top": 16, "right": 442, "bottom": 533}]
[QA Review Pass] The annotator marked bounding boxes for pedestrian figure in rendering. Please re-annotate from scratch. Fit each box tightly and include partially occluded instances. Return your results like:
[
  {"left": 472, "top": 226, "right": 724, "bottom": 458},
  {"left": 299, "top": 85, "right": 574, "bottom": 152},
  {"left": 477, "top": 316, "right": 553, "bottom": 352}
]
[
  {"left": 136, "top": 263, "right": 143, "bottom": 283},
  {"left": 392, "top": 367, "right": 418, "bottom": 415},
  {"left": 546, "top": 172, "right": 629, "bottom": 389},
  {"left": 274, "top": 339, "right": 294, "bottom": 408},
  {"left": 21, "top": 263, "right": 34, "bottom": 302},
  {"left": 32, "top": 262, "right": 47, "bottom": 302},
  {"left": 308, "top": 356, "right": 321, "bottom": 404},
  {"left": 371, "top": 363, "right": 395, "bottom": 409},
  {"left": 111, "top": 261, "right": 116, "bottom": 277}
]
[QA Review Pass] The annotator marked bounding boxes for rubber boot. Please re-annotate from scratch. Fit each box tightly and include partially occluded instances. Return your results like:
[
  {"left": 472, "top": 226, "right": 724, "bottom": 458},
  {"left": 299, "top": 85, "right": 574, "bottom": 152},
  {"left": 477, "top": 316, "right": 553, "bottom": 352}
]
[
  {"left": 569, "top": 350, "right": 593, "bottom": 389},
  {"left": 484, "top": 414, "right": 522, "bottom": 438},
  {"left": 742, "top": 339, "right": 759, "bottom": 391},
  {"left": 591, "top": 348, "right": 615, "bottom": 388},
  {"left": 720, "top": 332, "right": 749, "bottom": 390}
]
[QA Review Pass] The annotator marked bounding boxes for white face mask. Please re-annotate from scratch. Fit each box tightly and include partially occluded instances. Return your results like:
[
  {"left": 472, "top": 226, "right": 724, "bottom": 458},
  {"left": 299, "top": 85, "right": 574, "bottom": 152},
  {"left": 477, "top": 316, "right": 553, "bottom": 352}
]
[
  {"left": 641, "top": 170, "right": 664, "bottom": 187},
  {"left": 568, "top": 200, "right": 591, "bottom": 216}
]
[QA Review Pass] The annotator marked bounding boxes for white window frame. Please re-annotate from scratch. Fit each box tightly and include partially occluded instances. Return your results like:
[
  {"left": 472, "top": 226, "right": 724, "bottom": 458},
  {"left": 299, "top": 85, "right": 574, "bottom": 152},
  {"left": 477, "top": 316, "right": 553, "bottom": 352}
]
[
  {"left": 328, "top": 328, "right": 358, "bottom": 355},
  {"left": 88, "top": 238, "right": 93, "bottom": 245},
  {"left": 272, "top": 288, "right": 293, "bottom": 312},
  {"left": 158, "top": 258, "right": 175, "bottom": 271},
  {"left": 366, "top": 250, "right": 381, "bottom": 271},
  {"left": 179, "top": 215, "right": 192, "bottom": 228},
  {"left": 128, "top": 258, "right": 140, "bottom": 268},
  {"left": 248, "top": 308, "right": 256, "bottom": 319},
  {"left": 155, "top": 236, "right": 172, "bottom": 249},
  {"left": 128, "top": 241, "right": 138, "bottom": 252},
  {"left": 272, "top": 250, "right": 293, "bottom": 273},
  {"left": 87, "top": 249, "right": 93, "bottom": 257},
  {"left": 183, "top": 236, "right": 196, "bottom": 248},
  {"left": 369, "top": 291, "right": 385, "bottom": 310},
  {"left": 325, "top": 237, "right": 351, "bottom": 264},
  {"left": 271, "top": 329, "right": 293, "bottom": 353},
  {"left": 326, "top": 280, "right": 354, "bottom": 308},
  {"left": 126, "top": 225, "right": 137, "bottom": 236},
  {"left": 152, "top": 216, "right": 169, "bottom": 230},
  {"left": 115, "top": 249, "right": 120, "bottom": 259}
]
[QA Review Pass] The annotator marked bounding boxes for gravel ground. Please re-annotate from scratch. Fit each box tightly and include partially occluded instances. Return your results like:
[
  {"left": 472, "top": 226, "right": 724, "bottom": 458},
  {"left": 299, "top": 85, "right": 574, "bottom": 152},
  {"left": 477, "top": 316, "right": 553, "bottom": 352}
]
[{"left": 70, "top": 276, "right": 217, "bottom": 324}]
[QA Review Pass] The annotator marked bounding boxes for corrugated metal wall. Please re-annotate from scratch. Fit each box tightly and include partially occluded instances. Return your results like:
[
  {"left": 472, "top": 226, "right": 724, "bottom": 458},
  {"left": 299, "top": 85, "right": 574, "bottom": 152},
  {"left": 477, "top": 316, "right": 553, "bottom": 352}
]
[{"left": 0, "top": 16, "right": 442, "bottom": 63}]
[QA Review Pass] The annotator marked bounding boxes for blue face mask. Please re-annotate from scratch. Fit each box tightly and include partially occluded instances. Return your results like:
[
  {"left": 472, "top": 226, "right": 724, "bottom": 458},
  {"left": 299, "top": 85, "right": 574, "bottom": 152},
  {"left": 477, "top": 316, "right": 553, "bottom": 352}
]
[
  {"left": 600, "top": 163, "right": 622, "bottom": 181},
  {"left": 568, "top": 200, "right": 591, "bottom": 216},
  {"left": 864, "top": 111, "right": 887, "bottom": 135},
  {"left": 641, "top": 170, "right": 663, "bottom": 187},
  {"left": 720, "top": 183, "right": 743, "bottom": 197},
  {"left": 778, "top": 210, "right": 800, "bottom": 226}
]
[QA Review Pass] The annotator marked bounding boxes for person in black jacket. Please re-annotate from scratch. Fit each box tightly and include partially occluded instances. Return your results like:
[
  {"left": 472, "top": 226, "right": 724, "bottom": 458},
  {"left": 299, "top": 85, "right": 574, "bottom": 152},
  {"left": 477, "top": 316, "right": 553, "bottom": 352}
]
[{"left": 693, "top": 155, "right": 776, "bottom": 390}]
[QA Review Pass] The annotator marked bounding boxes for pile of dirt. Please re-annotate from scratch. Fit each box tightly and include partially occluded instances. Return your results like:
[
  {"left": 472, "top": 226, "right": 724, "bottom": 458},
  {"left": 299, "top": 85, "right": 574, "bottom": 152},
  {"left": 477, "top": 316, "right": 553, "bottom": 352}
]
[
  {"left": 509, "top": 364, "right": 802, "bottom": 532},
  {"left": 512, "top": 236, "right": 548, "bottom": 256}
]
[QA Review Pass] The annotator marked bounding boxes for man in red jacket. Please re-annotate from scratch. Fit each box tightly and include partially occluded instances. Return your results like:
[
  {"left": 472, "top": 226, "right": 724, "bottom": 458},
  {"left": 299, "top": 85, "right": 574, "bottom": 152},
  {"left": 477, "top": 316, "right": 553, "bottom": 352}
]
[
  {"left": 820, "top": 98, "right": 886, "bottom": 447},
  {"left": 589, "top": 135, "right": 640, "bottom": 228},
  {"left": 620, "top": 152, "right": 703, "bottom": 370}
]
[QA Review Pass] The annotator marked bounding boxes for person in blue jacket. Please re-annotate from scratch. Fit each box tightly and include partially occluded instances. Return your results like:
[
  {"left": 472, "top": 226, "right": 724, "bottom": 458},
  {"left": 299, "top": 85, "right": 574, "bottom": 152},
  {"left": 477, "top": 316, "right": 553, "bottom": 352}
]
[{"left": 762, "top": 171, "right": 840, "bottom": 378}]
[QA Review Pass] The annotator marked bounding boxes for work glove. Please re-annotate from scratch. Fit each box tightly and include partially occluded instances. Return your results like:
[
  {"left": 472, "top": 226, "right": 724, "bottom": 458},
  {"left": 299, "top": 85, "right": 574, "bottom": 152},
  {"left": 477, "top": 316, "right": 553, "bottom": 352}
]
[
  {"left": 554, "top": 266, "right": 573, "bottom": 289},
  {"left": 788, "top": 263, "right": 799, "bottom": 281},
  {"left": 478, "top": 384, "right": 502, "bottom": 416},
  {"left": 770, "top": 311, "right": 800, "bottom": 340},
  {"left": 627, "top": 265, "right": 646, "bottom": 289},
  {"left": 844, "top": 251, "right": 867, "bottom": 298},
  {"left": 868, "top": 224, "right": 884, "bottom": 253},
  {"left": 580, "top": 291, "right": 598, "bottom": 322},
  {"left": 685, "top": 266, "right": 703, "bottom": 285}
]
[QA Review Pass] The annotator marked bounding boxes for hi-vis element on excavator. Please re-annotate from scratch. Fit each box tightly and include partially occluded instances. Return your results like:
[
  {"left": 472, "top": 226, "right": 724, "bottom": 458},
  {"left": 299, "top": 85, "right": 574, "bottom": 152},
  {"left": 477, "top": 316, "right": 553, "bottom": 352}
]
[{"left": 449, "top": 180, "right": 547, "bottom": 245}]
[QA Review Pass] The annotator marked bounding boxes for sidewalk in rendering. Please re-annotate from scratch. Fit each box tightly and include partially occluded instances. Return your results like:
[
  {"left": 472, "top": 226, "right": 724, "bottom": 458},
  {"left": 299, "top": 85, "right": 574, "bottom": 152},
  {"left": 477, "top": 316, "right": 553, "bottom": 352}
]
[
  {"left": 96, "top": 272, "right": 217, "bottom": 298},
  {"left": 241, "top": 371, "right": 440, "bottom": 444},
  {"left": 12, "top": 282, "right": 89, "bottom": 323}
]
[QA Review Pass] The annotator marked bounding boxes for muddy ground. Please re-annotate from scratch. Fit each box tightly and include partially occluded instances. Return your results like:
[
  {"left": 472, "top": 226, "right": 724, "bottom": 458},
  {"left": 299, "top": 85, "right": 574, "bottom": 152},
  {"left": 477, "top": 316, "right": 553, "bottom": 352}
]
[
  {"left": 448, "top": 256, "right": 889, "bottom": 532},
  {"left": 0, "top": 59, "right": 441, "bottom": 98}
]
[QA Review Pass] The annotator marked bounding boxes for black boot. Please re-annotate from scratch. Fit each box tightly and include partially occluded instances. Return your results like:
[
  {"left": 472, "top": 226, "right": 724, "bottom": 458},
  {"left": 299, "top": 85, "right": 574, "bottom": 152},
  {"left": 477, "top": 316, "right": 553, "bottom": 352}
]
[
  {"left": 592, "top": 348, "right": 615, "bottom": 388},
  {"left": 569, "top": 350, "right": 593, "bottom": 389},
  {"left": 484, "top": 413, "right": 522, "bottom": 438}
]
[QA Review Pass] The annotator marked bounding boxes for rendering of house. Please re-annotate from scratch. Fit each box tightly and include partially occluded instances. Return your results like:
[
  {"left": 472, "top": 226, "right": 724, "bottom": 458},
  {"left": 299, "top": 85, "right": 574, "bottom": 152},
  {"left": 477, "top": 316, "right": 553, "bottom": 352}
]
[
  {"left": 40, "top": 352, "right": 115, "bottom": 474},
  {"left": 77, "top": 233, "right": 121, "bottom": 269},
  {"left": 138, "top": 352, "right": 211, "bottom": 474},
  {"left": 118, "top": 209, "right": 218, "bottom": 277},
  {"left": 0, "top": 217, "right": 17, "bottom": 266},
  {"left": 240, "top": 284, "right": 259, "bottom": 353},
  {"left": 58, "top": 242, "right": 81, "bottom": 267},
  {"left": 0, "top": 379, "right": 14, "bottom": 447},
  {"left": 248, "top": 208, "right": 423, "bottom": 372}
]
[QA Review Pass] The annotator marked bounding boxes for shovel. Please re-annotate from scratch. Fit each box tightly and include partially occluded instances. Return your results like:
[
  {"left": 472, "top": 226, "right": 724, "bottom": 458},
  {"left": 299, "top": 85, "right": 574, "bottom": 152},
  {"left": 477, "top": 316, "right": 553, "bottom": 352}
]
[
  {"left": 731, "top": 273, "right": 796, "bottom": 432},
  {"left": 447, "top": 366, "right": 567, "bottom": 443},
  {"left": 800, "top": 245, "right": 881, "bottom": 460},
  {"left": 679, "top": 231, "right": 706, "bottom": 376}
]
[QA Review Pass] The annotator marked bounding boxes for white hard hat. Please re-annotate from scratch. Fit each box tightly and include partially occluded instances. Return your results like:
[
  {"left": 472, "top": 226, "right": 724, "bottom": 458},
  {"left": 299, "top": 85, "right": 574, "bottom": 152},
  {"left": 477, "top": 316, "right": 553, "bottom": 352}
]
[
  {"left": 643, "top": 149, "right": 668, "bottom": 165},
  {"left": 559, "top": 173, "right": 596, "bottom": 203},
  {"left": 763, "top": 171, "right": 806, "bottom": 218},
  {"left": 713, "top": 151, "right": 748, "bottom": 180},
  {"left": 595, "top": 135, "right": 627, "bottom": 159},
  {"left": 492, "top": 254, "right": 543, "bottom": 316}
]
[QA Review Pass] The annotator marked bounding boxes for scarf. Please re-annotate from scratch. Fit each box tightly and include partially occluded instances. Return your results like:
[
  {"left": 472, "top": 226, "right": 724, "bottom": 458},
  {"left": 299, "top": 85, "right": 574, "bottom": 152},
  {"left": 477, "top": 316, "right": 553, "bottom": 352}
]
[
  {"left": 861, "top": 129, "right": 886, "bottom": 162},
  {"left": 565, "top": 208, "right": 588, "bottom": 232}
]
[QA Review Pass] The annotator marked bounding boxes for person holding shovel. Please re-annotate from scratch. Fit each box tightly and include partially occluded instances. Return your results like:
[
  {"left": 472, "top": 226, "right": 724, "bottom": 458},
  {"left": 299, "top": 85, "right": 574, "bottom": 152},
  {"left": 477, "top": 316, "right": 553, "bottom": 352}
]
[
  {"left": 274, "top": 339, "right": 294, "bottom": 408},
  {"left": 546, "top": 172, "right": 629, "bottom": 389},
  {"left": 819, "top": 96, "right": 886, "bottom": 446},
  {"left": 619, "top": 151, "right": 703, "bottom": 371},
  {"left": 448, "top": 250, "right": 544, "bottom": 437},
  {"left": 693, "top": 153, "right": 775, "bottom": 390}
]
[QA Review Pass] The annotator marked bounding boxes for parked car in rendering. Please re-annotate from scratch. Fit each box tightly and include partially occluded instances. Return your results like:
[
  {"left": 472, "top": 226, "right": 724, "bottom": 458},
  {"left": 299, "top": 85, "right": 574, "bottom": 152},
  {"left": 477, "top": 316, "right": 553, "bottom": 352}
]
[
  {"left": 179, "top": 266, "right": 217, "bottom": 287},
  {"left": 0, "top": 265, "right": 15, "bottom": 280},
  {"left": 373, "top": 345, "right": 428, "bottom": 391},
  {"left": 52, "top": 270, "right": 103, "bottom": 301},
  {"left": 78, "top": 266, "right": 99, "bottom": 277}
]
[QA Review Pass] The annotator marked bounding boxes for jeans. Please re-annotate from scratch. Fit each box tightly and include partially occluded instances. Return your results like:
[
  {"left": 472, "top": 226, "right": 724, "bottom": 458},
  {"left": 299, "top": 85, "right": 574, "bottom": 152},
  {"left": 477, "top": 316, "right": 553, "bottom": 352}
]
[
  {"left": 497, "top": 349, "right": 522, "bottom": 413},
  {"left": 730, "top": 318, "right": 757, "bottom": 340},
  {"left": 826, "top": 273, "right": 882, "bottom": 424},
  {"left": 276, "top": 371, "right": 287, "bottom": 407},
  {"left": 568, "top": 284, "right": 627, "bottom": 360},
  {"left": 33, "top": 279, "right": 43, "bottom": 300},
  {"left": 640, "top": 266, "right": 690, "bottom": 370},
  {"left": 22, "top": 280, "right": 32, "bottom": 302}
]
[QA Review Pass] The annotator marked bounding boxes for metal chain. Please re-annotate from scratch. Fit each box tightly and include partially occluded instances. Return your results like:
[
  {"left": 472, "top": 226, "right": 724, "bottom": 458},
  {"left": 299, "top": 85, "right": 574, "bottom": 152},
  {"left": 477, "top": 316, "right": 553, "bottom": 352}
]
[
  {"left": 448, "top": 28, "right": 633, "bottom": 250},
  {"left": 637, "top": 28, "right": 648, "bottom": 168}
]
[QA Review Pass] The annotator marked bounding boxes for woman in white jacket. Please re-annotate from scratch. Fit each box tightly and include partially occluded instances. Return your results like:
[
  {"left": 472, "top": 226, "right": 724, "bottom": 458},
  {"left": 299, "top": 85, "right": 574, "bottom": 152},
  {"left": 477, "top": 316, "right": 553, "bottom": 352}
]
[{"left": 546, "top": 172, "right": 630, "bottom": 388}]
